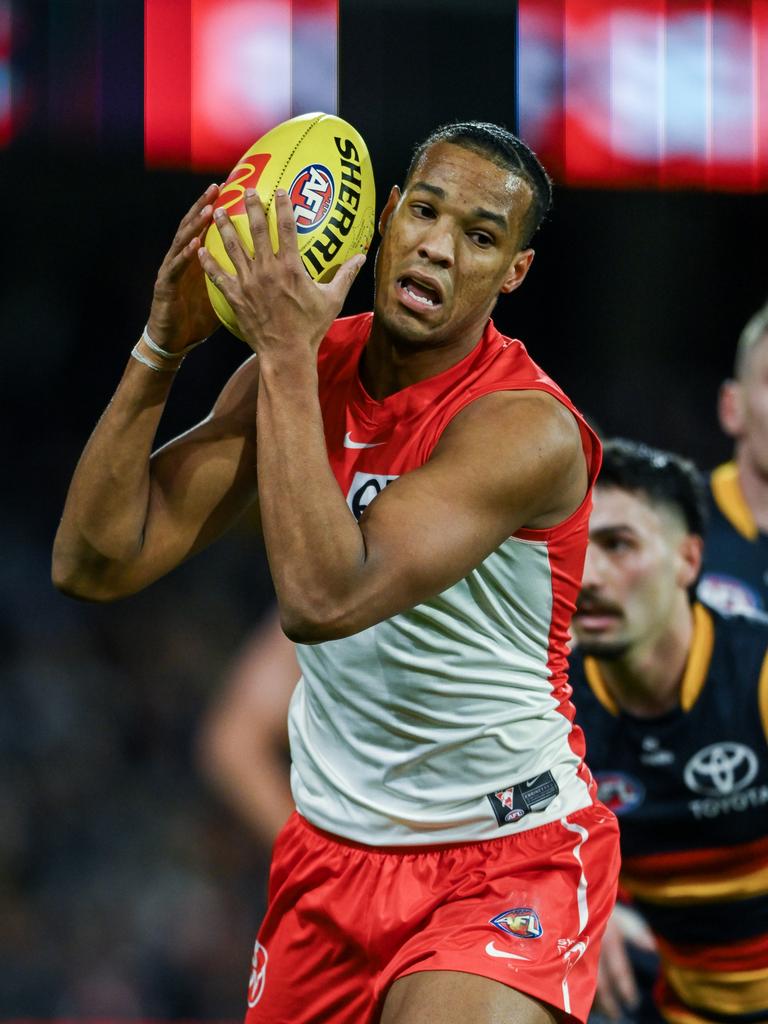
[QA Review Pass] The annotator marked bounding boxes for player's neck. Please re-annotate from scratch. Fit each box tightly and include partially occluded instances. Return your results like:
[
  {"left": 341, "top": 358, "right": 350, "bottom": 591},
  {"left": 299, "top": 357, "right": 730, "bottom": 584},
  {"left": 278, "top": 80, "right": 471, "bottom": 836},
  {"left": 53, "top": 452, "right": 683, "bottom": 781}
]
[
  {"left": 362, "top": 320, "right": 484, "bottom": 399},
  {"left": 597, "top": 599, "right": 695, "bottom": 718},
  {"left": 735, "top": 447, "right": 768, "bottom": 533}
]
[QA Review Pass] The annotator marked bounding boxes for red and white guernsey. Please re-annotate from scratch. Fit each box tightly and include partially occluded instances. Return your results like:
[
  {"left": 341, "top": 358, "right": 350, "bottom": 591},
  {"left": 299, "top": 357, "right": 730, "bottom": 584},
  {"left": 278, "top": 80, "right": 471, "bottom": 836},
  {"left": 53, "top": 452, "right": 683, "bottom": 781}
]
[{"left": 288, "top": 312, "right": 601, "bottom": 845}]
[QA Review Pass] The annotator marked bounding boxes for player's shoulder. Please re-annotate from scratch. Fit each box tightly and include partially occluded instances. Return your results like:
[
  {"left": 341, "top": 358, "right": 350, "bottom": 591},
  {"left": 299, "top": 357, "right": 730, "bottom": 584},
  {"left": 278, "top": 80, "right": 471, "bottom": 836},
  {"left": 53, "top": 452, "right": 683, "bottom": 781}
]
[
  {"left": 439, "top": 387, "right": 583, "bottom": 464},
  {"left": 317, "top": 311, "right": 373, "bottom": 378}
]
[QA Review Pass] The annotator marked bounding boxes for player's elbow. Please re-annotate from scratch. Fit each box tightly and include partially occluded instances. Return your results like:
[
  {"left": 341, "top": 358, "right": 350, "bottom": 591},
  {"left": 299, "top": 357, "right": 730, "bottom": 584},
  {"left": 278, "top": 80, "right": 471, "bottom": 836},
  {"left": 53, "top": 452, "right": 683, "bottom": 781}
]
[
  {"left": 279, "top": 602, "right": 361, "bottom": 644},
  {"left": 51, "top": 550, "right": 125, "bottom": 603}
]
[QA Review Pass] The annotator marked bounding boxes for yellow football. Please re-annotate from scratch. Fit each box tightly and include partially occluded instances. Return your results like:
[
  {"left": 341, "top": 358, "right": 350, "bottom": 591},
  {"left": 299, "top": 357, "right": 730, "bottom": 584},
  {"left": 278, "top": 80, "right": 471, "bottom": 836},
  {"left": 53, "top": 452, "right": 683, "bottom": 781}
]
[{"left": 204, "top": 112, "right": 376, "bottom": 341}]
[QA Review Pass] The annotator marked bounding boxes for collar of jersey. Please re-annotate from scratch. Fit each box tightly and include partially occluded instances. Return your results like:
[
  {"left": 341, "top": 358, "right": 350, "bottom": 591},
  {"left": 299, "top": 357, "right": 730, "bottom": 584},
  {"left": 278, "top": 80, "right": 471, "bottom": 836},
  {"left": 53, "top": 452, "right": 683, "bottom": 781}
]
[
  {"left": 711, "top": 461, "right": 758, "bottom": 541},
  {"left": 349, "top": 316, "right": 503, "bottom": 425},
  {"left": 582, "top": 603, "right": 715, "bottom": 717}
]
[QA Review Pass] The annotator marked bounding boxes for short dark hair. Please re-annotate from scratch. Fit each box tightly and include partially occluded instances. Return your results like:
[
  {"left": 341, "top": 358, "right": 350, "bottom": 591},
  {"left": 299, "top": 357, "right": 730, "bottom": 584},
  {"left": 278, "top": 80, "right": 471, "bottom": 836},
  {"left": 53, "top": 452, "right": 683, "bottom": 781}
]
[
  {"left": 405, "top": 121, "right": 553, "bottom": 247},
  {"left": 598, "top": 439, "right": 707, "bottom": 538}
]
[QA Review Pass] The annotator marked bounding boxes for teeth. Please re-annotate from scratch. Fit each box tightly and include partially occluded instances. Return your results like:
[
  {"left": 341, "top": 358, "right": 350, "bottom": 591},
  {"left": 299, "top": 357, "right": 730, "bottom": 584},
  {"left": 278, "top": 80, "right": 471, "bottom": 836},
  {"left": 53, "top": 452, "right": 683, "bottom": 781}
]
[{"left": 404, "top": 283, "right": 435, "bottom": 306}]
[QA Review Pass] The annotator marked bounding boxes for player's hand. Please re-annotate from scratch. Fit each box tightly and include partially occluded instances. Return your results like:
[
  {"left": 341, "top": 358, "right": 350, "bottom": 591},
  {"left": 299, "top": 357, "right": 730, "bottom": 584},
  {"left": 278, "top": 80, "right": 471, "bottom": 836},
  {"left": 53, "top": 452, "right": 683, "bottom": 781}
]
[
  {"left": 593, "top": 905, "right": 657, "bottom": 1021},
  {"left": 147, "top": 184, "right": 222, "bottom": 353},
  {"left": 197, "top": 188, "right": 365, "bottom": 359}
]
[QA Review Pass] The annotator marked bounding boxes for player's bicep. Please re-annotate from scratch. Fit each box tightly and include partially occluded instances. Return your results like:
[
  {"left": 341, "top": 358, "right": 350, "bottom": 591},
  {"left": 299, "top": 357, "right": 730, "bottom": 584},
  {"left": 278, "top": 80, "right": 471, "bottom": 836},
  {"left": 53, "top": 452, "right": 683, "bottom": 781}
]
[
  {"left": 116, "top": 356, "right": 260, "bottom": 591},
  {"left": 356, "top": 391, "right": 586, "bottom": 616}
]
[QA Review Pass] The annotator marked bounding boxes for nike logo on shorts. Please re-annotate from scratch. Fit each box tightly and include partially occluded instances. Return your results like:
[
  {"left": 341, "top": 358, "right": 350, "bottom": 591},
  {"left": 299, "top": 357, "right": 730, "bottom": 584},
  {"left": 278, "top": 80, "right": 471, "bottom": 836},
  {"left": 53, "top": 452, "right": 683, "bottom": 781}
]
[
  {"left": 344, "top": 432, "right": 385, "bottom": 449},
  {"left": 484, "top": 941, "right": 531, "bottom": 961}
]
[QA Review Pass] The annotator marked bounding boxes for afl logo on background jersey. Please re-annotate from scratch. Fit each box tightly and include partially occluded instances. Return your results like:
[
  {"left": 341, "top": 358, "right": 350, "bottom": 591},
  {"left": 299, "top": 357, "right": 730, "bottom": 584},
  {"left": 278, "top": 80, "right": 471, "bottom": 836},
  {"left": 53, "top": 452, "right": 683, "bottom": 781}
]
[
  {"left": 684, "top": 742, "right": 759, "bottom": 796},
  {"left": 289, "top": 164, "right": 335, "bottom": 232},
  {"left": 594, "top": 771, "right": 645, "bottom": 815}
]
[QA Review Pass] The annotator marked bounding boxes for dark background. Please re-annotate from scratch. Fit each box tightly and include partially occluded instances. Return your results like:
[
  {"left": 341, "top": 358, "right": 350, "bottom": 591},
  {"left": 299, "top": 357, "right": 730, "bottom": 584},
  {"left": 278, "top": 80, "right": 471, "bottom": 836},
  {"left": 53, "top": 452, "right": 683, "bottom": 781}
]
[{"left": 1, "top": 0, "right": 765, "bottom": 1016}]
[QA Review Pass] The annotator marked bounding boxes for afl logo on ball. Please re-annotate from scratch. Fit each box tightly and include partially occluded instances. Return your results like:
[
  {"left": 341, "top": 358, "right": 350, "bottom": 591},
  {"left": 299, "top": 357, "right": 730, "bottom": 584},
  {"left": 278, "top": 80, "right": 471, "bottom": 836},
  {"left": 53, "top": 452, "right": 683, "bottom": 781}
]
[
  {"left": 247, "top": 939, "right": 268, "bottom": 1008},
  {"left": 289, "top": 164, "right": 335, "bottom": 232}
]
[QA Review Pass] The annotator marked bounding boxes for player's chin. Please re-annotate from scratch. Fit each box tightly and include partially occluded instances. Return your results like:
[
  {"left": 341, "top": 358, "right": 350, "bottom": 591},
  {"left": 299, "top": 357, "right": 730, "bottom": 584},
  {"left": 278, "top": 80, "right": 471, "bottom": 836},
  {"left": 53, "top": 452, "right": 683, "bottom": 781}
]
[
  {"left": 572, "top": 633, "right": 630, "bottom": 660},
  {"left": 379, "top": 302, "right": 448, "bottom": 344}
]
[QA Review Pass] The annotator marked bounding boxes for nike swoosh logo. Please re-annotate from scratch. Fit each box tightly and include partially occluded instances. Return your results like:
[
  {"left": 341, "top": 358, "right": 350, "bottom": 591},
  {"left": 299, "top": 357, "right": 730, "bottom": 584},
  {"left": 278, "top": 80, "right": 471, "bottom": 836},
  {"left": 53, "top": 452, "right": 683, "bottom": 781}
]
[
  {"left": 485, "top": 942, "right": 531, "bottom": 961},
  {"left": 344, "top": 432, "right": 385, "bottom": 449}
]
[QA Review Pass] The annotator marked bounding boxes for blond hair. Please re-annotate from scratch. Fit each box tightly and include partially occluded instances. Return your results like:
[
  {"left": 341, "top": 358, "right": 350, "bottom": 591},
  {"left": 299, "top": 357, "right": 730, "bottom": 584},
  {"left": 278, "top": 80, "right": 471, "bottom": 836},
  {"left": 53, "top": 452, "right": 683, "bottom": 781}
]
[{"left": 735, "top": 301, "right": 768, "bottom": 379}]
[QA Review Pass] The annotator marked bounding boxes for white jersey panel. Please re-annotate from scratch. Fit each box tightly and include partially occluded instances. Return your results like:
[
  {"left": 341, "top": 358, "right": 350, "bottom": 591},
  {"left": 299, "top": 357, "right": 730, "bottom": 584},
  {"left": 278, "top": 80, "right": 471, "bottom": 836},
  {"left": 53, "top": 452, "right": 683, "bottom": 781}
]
[{"left": 289, "top": 535, "right": 592, "bottom": 845}]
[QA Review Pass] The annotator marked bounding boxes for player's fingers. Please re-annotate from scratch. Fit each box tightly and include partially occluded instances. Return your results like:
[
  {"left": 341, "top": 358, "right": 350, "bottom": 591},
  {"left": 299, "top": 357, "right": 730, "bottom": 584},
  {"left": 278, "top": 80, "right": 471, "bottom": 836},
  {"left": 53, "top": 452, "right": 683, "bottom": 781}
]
[
  {"left": 164, "top": 234, "right": 206, "bottom": 283},
  {"left": 273, "top": 189, "right": 301, "bottom": 261},
  {"left": 244, "top": 189, "right": 272, "bottom": 265},
  {"left": 324, "top": 253, "right": 366, "bottom": 304},
  {"left": 168, "top": 185, "right": 219, "bottom": 257},
  {"left": 212, "top": 208, "right": 252, "bottom": 275},
  {"left": 198, "top": 245, "right": 236, "bottom": 296}
]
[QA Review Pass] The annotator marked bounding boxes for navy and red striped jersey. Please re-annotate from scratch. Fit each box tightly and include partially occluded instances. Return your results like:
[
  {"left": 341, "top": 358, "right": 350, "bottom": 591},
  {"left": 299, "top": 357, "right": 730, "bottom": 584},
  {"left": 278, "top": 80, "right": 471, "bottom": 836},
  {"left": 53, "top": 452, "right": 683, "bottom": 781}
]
[{"left": 571, "top": 603, "right": 768, "bottom": 1023}]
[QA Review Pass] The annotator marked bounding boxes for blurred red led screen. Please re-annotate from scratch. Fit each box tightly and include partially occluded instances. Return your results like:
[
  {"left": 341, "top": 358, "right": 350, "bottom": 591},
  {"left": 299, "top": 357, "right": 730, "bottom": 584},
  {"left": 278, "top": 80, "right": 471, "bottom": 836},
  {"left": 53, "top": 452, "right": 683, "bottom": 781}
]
[
  {"left": 519, "top": 0, "right": 768, "bottom": 190},
  {"left": 145, "top": 0, "right": 337, "bottom": 170}
]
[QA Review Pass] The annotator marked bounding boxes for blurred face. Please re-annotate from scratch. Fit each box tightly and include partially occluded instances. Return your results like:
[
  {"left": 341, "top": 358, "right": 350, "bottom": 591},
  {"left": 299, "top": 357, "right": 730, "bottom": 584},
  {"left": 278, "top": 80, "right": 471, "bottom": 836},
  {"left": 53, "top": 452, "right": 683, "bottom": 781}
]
[
  {"left": 721, "top": 333, "right": 768, "bottom": 478},
  {"left": 372, "top": 142, "right": 535, "bottom": 350},
  {"left": 573, "top": 487, "right": 698, "bottom": 659}
]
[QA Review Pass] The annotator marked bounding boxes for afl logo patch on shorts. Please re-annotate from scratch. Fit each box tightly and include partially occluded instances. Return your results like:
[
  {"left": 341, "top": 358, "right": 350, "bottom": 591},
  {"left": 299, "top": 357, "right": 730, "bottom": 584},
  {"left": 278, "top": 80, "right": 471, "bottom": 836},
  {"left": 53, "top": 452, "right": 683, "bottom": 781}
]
[
  {"left": 491, "top": 907, "right": 543, "bottom": 939},
  {"left": 290, "top": 164, "right": 335, "bottom": 232},
  {"left": 595, "top": 771, "right": 645, "bottom": 815}
]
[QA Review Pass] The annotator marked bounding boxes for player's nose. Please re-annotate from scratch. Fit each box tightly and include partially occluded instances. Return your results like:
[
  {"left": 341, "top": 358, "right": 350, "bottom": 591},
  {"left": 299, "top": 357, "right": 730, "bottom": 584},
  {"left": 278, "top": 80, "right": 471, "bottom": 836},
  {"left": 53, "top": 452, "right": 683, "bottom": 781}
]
[
  {"left": 417, "top": 221, "right": 455, "bottom": 268},
  {"left": 581, "top": 544, "right": 607, "bottom": 590}
]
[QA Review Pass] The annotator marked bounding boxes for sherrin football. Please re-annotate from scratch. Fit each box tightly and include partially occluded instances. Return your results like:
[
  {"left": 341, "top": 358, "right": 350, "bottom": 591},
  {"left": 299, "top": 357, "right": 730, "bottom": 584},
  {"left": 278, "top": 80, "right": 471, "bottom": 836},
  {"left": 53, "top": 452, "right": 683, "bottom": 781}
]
[{"left": 205, "top": 112, "right": 376, "bottom": 341}]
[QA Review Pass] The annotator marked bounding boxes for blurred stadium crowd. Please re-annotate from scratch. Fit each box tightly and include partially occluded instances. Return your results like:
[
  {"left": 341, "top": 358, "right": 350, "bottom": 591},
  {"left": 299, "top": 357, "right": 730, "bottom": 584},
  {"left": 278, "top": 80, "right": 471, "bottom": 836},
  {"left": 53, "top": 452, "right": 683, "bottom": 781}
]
[{"left": 1, "top": 504, "right": 276, "bottom": 1016}]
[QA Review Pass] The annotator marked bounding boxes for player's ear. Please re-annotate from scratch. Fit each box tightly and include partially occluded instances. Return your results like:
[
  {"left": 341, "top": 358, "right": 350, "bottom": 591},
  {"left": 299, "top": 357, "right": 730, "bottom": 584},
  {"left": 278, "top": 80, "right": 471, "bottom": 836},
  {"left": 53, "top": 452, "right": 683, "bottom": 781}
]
[
  {"left": 378, "top": 186, "right": 401, "bottom": 236},
  {"left": 677, "top": 533, "right": 704, "bottom": 589},
  {"left": 499, "top": 249, "right": 535, "bottom": 295},
  {"left": 718, "top": 379, "right": 745, "bottom": 438}
]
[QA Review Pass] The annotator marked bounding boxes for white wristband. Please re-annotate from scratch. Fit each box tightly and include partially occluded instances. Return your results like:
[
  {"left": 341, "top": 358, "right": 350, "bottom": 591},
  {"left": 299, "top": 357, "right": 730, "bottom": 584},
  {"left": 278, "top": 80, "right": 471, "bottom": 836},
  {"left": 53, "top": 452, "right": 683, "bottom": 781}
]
[
  {"left": 130, "top": 342, "right": 180, "bottom": 373},
  {"left": 142, "top": 324, "right": 208, "bottom": 359}
]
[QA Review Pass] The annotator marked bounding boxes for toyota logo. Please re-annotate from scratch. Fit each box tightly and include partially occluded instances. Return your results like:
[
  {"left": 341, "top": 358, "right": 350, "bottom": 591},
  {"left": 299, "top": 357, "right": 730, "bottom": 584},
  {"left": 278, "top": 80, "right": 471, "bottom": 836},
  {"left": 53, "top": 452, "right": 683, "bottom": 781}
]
[{"left": 683, "top": 743, "right": 758, "bottom": 796}]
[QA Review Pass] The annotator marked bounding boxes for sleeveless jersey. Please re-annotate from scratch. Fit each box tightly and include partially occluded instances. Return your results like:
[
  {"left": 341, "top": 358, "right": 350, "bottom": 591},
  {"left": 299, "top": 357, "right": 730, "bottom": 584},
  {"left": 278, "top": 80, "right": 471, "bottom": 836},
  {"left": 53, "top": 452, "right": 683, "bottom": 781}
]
[
  {"left": 698, "top": 462, "right": 768, "bottom": 618},
  {"left": 288, "top": 312, "right": 601, "bottom": 845},
  {"left": 571, "top": 604, "right": 768, "bottom": 1023}
]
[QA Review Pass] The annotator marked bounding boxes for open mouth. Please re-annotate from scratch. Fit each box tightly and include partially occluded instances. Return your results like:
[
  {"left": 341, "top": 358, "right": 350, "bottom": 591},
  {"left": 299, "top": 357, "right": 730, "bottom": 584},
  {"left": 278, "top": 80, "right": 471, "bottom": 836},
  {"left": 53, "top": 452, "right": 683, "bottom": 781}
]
[{"left": 397, "top": 276, "right": 443, "bottom": 313}]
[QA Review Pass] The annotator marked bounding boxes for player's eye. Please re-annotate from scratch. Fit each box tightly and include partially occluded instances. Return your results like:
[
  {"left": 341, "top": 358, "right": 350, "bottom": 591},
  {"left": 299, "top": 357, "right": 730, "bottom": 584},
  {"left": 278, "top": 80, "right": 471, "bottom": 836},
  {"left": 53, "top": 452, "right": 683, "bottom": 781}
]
[
  {"left": 469, "top": 230, "right": 495, "bottom": 248},
  {"left": 604, "top": 536, "right": 632, "bottom": 553},
  {"left": 411, "top": 202, "right": 436, "bottom": 219}
]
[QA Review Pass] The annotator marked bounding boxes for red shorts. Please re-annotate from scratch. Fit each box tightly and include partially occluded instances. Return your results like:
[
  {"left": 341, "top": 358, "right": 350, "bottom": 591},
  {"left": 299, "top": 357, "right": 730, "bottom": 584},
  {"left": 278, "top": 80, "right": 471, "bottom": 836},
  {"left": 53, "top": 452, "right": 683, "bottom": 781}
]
[{"left": 244, "top": 804, "right": 620, "bottom": 1024}]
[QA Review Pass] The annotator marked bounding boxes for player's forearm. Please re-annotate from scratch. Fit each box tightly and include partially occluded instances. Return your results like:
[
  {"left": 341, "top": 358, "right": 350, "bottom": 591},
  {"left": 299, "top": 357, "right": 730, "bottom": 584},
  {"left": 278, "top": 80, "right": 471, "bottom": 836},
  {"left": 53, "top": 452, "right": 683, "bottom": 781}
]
[
  {"left": 257, "top": 357, "right": 368, "bottom": 642},
  {"left": 52, "top": 357, "right": 175, "bottom": 598}
]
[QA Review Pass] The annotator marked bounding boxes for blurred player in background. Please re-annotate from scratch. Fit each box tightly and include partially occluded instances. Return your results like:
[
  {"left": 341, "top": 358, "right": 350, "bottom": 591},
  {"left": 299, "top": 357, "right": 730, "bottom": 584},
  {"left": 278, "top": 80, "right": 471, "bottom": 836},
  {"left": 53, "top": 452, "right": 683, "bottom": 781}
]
[
  {"left": 570, "top": 438, "right": 768, "bottom": 1024},
  {"left": 698, "top": 301, "right": 768, "bottom": 617},
  {"left": 53, "top": 121, "right": 620, "bottom": 1023},
  {"left": 199, "top": 607, "right": 296, "bottom": 847}
]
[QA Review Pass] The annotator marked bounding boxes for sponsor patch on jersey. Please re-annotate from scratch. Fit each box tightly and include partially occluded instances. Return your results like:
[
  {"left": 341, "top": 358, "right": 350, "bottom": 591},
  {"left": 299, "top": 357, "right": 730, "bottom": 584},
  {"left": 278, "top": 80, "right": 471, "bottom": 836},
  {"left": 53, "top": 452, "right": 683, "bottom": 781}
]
[
  {"left": 487, "top": 770, "right": 559, "bottom": 826},
  {"left": 345, "top": 471, "right": 398, "bottom": 521},
  {"left": 594, "top": 771, "right": 645, "bottom": 815},
  {"left": 684, "top": 742, "right": 759, "bottom": 797},
  {"left": 491, "top": 907, "right": 543, "bottom": 939}
]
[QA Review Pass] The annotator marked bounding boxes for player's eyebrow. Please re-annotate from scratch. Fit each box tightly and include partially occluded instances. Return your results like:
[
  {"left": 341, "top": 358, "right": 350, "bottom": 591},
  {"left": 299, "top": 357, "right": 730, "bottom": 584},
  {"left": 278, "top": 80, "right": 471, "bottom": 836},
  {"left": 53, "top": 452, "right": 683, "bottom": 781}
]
[
  {"left": 589, "top": 524, "right": 637, "bottom": 540},
  {"left": 409, "top": 182, "right": 509, "bottom": 233}
]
